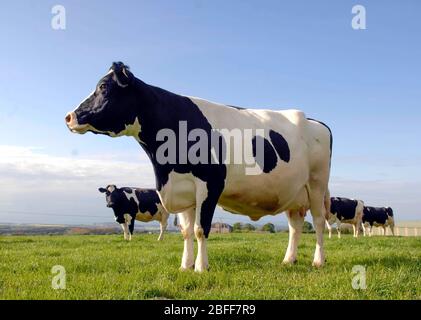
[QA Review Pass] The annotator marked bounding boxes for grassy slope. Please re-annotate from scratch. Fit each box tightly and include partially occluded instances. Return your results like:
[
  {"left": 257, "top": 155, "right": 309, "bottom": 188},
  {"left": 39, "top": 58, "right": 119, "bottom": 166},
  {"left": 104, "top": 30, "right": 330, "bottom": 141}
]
[{"left": 0, "top": 233, "right": 420, "bottom": 300}]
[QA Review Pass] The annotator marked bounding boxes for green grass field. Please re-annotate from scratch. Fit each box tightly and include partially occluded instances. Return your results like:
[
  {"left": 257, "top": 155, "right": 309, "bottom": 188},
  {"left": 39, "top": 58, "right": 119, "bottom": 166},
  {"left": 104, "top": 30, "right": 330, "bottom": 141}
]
[{"left": 0, "top": 233, "right": 420, "bottom": 300}]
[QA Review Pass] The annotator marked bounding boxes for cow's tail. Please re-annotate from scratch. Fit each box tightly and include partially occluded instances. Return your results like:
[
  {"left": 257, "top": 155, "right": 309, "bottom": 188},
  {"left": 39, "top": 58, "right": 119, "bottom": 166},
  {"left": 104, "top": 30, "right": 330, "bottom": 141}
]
[{"left": 173, "top": 214, "right": 178, "bottom": 227}]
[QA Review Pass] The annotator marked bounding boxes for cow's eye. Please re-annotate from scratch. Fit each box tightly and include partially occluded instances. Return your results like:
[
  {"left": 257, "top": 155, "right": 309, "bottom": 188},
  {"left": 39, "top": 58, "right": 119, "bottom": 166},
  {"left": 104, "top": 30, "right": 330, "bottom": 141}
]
[{"left": 99, "top": 83, "right": 107, "bottom": 91}]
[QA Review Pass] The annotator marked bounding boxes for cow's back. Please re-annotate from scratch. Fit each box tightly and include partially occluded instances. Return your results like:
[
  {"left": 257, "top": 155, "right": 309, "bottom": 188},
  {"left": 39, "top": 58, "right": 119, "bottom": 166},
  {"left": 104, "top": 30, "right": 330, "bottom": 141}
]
[
  {"left": 363, "top": 206, "right": 388, "bottom": 225},
  {"left": 331, "top": 197, "right": 358, "bottom": 220},
  {"left": 132, "top": 188, "right": 165, "bottom": 222},
  {"left": 187, "top": 97, "right": 332, "bottom": 220}
]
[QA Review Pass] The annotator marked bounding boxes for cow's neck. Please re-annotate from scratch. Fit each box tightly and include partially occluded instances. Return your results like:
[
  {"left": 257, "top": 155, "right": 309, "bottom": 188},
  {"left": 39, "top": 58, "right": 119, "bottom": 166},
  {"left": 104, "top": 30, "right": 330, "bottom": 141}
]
[
  {"left": 131, "top": 79, "right": 184, "bottom": 151},
  {"left": 129, "top": 78, "right": 217, "bottom": 191}
]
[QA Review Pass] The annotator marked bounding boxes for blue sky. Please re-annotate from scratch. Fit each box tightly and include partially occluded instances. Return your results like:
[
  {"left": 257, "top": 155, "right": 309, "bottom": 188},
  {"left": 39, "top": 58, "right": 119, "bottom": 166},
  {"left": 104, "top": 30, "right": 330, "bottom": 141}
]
[{"left": 0, "top": 0, "right": 420, "bottom": 225}]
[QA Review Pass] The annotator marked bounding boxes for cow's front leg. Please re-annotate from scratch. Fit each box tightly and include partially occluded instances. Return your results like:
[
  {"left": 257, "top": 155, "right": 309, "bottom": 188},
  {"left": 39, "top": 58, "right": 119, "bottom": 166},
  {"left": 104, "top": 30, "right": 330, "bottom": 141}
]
[
  {"left": 352, "top": 224, "right": 357, "bottom": 238},
  {"left": 193, "top": 185, "right": 209, "bottom": 273},
  {"left": 325, "top": 220, "right": 332, "bottom": 239},
  {"left": 336, "top": 221, "right": 342, "bottom": 239},
  {"left": 157, "top": 213, "right": 168, "bottom": 241},
  {"left": 283, "top": 210, "right": 304, "bottom": 264},
  {"left": 120, "top": 223, "right": 130, "bottom": 240},
  {"left": 193, "top": 180, "right": 221, "bottom": 273},
  {"left": 178, "top": 208, "right": 195, "bottom": 270},
  {"left": 194, "top": 224, "right": 208, "bottom": 273},
  {"left": 355, "top": 222, "right": 361, "bottom": 238}
]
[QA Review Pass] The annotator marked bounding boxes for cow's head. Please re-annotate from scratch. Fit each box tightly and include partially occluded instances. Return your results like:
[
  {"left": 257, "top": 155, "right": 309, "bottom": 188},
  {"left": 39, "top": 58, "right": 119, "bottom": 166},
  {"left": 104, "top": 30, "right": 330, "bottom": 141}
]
[
  {"left": 326, "top": 212, "right": 337, "bottom": 224},
  {"left": 66, "top": 62, "right": 143, "bottom": 137},
  {"left": 386, "top": 207, "right": 394, "bottom": 217},
  {"left": 326, "top": 197, "right": 337, "bottom": 222},
  {"left": 99, "top": 184, "right": 126, "bottom": 223}
]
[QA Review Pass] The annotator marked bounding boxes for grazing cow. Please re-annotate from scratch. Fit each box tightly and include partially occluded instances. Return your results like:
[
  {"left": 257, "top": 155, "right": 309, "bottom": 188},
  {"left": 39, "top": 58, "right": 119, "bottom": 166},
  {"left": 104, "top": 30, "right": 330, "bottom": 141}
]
[
  {"left": 98, "top": 185, "right": 170, "bottom": 241},
  {"left": 325, "top": 197, "right": 364, "bottom": 239},
  {"left": 66, "top": 62, "right": 332, "bottom": 270},
  {"left": 362, "top": 206, "right": 395, "bottom": 236}
]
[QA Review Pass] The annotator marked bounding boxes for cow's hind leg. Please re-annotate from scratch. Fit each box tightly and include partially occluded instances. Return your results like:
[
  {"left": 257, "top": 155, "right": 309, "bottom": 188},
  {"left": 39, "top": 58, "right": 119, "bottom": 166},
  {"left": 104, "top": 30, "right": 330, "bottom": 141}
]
[
  {"left": 309, "top": 186, "right": 329, "bottom": 267},
  {"left": 283, "top": 210, "right": 305, "bottom": 264},
  {"left": 178, "top": 208, "right": 195, "bottom": 270},
  {"left": 390, "top": 222, "right": 395, "bottom": 236}
]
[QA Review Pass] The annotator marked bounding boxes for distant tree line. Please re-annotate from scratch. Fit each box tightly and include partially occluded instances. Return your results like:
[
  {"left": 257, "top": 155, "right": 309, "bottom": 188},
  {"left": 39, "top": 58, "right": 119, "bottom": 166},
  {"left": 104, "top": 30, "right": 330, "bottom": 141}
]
[
  {"left": 233, "top": 222, "right": 276, "bottom": 233},
  {"left": 232, "top": 221, "right": 314, "bottom": 233}
]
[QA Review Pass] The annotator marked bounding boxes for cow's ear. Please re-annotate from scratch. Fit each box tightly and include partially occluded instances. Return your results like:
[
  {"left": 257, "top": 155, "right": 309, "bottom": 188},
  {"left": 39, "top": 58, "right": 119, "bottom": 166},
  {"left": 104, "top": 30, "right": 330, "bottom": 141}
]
[
  {"left": 98, "top": 187, "right": 107, "bottom": 193},
  {"left": 111, "top": 62, "right": 134, "bottom": 87}
]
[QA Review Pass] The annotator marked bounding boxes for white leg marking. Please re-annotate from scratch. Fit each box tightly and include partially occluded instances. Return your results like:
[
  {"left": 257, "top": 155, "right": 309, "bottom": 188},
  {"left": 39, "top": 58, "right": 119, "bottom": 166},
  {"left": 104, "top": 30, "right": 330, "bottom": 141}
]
[
  {"left": 157, "top": 214, "right": 168, "bottom": 241},
  {"left": 124, "top": 214, "right": 133, "bottom": 241},
  {"left": 325, "top": 220, "right": 332, "bottom": 239},
  {"left": 178, "top": 208, "right": 195, "bottom": 270},
  {"left": 337, "top": 221, "right": 341, "bottom": 239},
  {"left": 194, "top": 180, "right": 209, "bottom": 273},
  {"left": 120, "top": 223, "right": 129, "bottom": 240},
  {"left": 313, "top": 214, "right": 326, "bottom": 267},
  {"left": 309, "top": 190, "right": 327, "bottom": 267},
  {"left": 194, "top": 225, "right": 208, "bottom": 273},
  {"left": 283, "top": 210, "right": 305, "bottom": 264}
]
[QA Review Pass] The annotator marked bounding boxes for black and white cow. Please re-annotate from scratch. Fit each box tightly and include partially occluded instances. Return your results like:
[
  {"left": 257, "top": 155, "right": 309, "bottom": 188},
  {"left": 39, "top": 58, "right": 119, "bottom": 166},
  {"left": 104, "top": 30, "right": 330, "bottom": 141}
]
[
  {"left": 325, "top": 197, "right": 364, "bottom": 239},
  {"left": 66, "top": 62, "right": 332, "bottom": 270},
  {"left": 98, "top": 185, "right": 169, "bottom": 241},
  {"left": 362, "top": 206, "right": 395, "bottom": 236}
]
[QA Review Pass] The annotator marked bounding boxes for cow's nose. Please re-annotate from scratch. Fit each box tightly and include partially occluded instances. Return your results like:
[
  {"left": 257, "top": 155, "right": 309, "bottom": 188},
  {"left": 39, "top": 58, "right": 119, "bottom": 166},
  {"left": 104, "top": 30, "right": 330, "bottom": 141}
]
[{"left": 65, "top": 112, "right": 74, "bottom": 124}]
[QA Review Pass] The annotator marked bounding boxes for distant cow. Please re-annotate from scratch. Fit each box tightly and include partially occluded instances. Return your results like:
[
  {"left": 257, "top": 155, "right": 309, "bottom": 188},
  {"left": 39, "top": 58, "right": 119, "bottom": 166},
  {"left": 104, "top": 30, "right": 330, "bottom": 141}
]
[
  {"left": 362, "top": 206, "right": 395, "bottom": 236},
  {"left": 325, "top": 197, "right": 364, "bottom": 238},
  {"left": 99, "top": 185, "right": 170, "bottom": 241}
]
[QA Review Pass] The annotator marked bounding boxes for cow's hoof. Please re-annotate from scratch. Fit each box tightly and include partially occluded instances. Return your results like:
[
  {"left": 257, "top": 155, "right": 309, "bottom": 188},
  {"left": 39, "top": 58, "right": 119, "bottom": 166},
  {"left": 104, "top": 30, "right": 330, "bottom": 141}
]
[
  {"left": 194, "top": 266, "right": 209, "bottom": 273},
  {"left": 282, "top": 259, "right": 297, "bottom": 266},
  {"left": 179, "top": 264, "right": 195, "bottom": 271},
  {"left": 312, "top": 260, "right": 325, "bottom": 268}
]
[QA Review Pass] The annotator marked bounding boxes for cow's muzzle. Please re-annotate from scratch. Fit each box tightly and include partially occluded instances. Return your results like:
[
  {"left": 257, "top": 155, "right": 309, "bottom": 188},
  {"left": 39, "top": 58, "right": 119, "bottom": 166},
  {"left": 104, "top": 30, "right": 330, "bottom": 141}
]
[{"left": 65, "top": 112, "right": 89, "bottom": 133}]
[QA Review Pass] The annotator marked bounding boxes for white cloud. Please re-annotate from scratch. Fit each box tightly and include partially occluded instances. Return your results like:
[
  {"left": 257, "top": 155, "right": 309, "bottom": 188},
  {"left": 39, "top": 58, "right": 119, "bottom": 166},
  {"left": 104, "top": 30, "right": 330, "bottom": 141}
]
[
  {"left": 0, "top": 145, "right": 154, "bottom": 184},
  {"left": 0, "top": 145, "right": 156, "bottom": 224}
]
